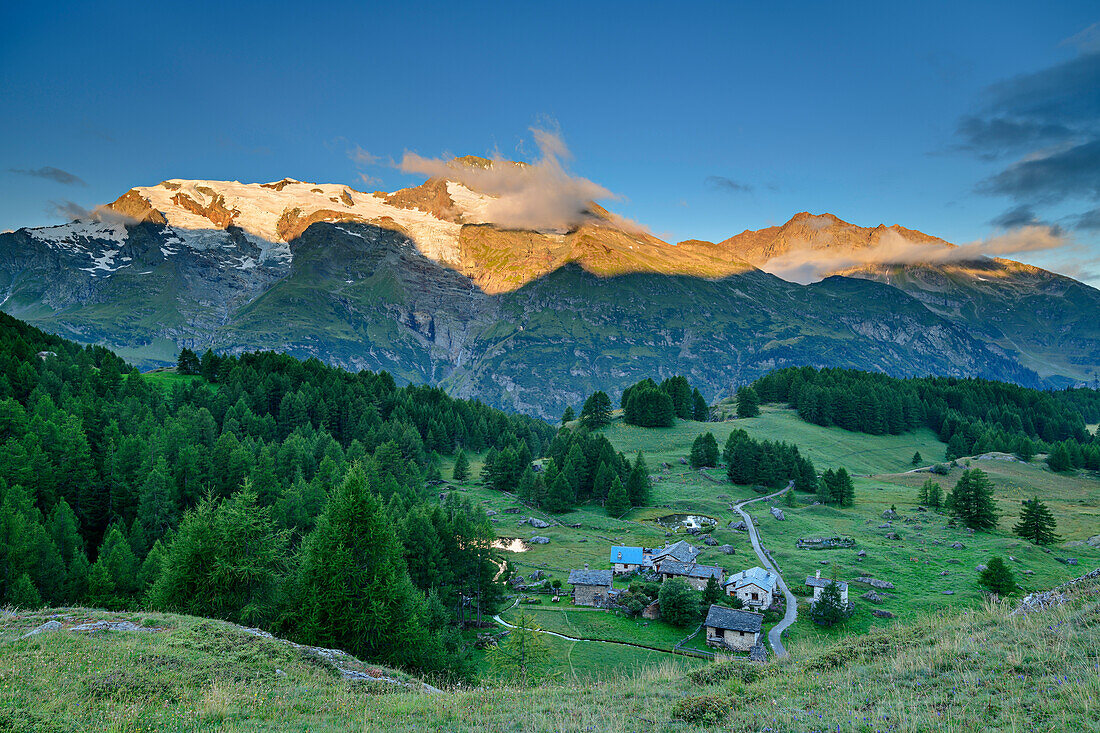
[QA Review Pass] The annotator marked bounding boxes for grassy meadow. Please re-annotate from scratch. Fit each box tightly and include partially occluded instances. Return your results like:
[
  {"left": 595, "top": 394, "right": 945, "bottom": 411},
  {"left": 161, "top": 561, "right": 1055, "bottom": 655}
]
[
  {"left": 445, "top": 406, "right": 1100, "bottom": 662},
  {"left": 3, "top": 581, "right": 1098, "bottom": 732}
]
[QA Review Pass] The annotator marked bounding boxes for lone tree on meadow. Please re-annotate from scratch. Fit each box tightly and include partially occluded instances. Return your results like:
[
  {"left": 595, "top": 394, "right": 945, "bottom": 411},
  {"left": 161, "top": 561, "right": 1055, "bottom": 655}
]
[
  {"left": 452, "top": 449, "right": 470, "bottom": 482},
  {"left": 978, "top": 557, "right": 1018, "bottom": 596},
  {"left": 736, "top": 386, "right": 760, "bottom": 418},
  {"left": 911, "top": 451, "right": 922, "bottom": 466},
  {"left": 580, "top": 391, "right": 612, "bottom": 429},
  {"left": 1013, "top": 497, "right": 1060, "bottom": 545},
  {"left": 946, "top": 468, "right": 998, "bottom": 530}
]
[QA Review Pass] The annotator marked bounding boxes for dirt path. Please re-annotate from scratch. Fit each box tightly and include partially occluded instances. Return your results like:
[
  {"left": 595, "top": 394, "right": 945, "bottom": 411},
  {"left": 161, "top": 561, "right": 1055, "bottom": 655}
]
[{"left": 731, "top": 481, "right": 797, "bottom": 658}]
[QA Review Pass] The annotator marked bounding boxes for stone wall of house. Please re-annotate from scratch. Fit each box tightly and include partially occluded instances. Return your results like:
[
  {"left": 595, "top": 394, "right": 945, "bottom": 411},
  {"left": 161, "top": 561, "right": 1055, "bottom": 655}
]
[
  {"left": 730, "top": 583, "right": 772, "bottom": 608},
  {"left": 705, "top": 626, "right": 758, "bottom": 652},
  {"left": 573, "top": 584, "right": 609, "bottom": 607}
]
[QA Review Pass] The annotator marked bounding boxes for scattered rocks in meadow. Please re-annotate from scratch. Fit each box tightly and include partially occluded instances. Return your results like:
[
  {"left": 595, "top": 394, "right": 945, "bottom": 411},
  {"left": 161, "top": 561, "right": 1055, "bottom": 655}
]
[
  {"left": 946, "top": 558, "right": 961, "bottom": 564},
  {"left": 872, "top": 610, "right": 896, "bottom": 619},
  {"left": 770, "top": 507, "right": 785, "bottom": 521},
  {"left": 503, "top": 507, "right": 521, "bottom": 514},
  {"left": 730, "top": 521, "right": 748, "bottom": 531},
  {"left": 861, "top": 591, "right": 888, "bottom": 603},
  {"left": 718, "top": 545, "right": 736, "bottom": 555},
  {"left": 1011, "top": 569, "right": 1100, "bottom": 616},
  {"left": 882, "top": 509, "right": 898, "bottom": 520},
  {"left": 854, "top": 577, "right": 895, "bottom": 590},
  {"left": 1087, "top": 535, "right": 1100, "bottom": 548},
  {"left": 877, "top": 523, "right": 890, "bottom": 529},
  {"left": 1057, "top": 557, "right": 1079, "bottom": 566},
  {"left": 857, "top": 550, "right": 867, "bottom": 557},
  {"left": 703, "top": 536, "right": 718, "bottom": 546},
  {"left": 528, "top": 536, "right": 550, "bottom": 544},
  {"left": 569, "top": 523, "right": 581, "bottom": 529},
  {"left": 524, "top": 518, "right": 550, "bottom": 529},
  {"left": 529, "top": 570, "right": 545, "bottom": 581},
  {"left": 885, "top": 532, "right": 902, "bottom": 541},
  {"left": 1022, "top": 568, "right": 1033, "bottom": 574},
  {"left": 21, "top": 620, "right": 63, "bottom": 638},
  {"left": 950, "top": 541, "right": 966, "bottom": 549}
]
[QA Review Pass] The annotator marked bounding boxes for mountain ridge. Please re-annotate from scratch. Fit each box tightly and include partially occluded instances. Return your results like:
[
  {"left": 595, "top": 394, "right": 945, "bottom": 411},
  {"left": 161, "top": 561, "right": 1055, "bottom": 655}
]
[{"left": 2, "top": 172, "right": 1098, "bottom": 417}]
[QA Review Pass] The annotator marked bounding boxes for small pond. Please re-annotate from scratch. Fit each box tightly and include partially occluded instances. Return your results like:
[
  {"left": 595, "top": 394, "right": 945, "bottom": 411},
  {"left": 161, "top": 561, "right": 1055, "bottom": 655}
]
[
  {"left": 655, "top": 514, "right": 718, "bottom": 530},
  {"left": 492, "top": 538, "right": 529, "bottom": 553}
]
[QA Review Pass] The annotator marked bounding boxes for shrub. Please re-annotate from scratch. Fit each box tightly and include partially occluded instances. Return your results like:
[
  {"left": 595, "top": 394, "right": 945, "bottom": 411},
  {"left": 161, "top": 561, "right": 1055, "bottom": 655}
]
[
  {"left": 672, "top": 694, "right": 729, "bottom": 724},
  {"left": 689, "top": 660, "right": 762, "bottom": 686}
]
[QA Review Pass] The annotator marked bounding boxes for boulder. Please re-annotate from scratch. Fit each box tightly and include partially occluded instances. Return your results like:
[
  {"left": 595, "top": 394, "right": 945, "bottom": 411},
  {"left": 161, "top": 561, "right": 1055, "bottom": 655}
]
[
  {"left": 703, "top": 536, "right": 718, "bottom": 546},
  {"left": 485, "top": 510, "right": 498, "bottom": 516},
  {"left": 770, "top": 506, "right": 785, "bottom": 521},
  {"left": 857, "top": 550, "right": 867, "bottom": 557},
  {"left": 877, "top": 523, "right": 890, "bottom": 529},
  {"left": 578, "top": 538, "right": 588, "bottom": 543},
  {"left": 529, "top": 570, "right": 545, "bottom": 581},
  {"left": 729, "top": 521, "right": 748, "bottom": 531},
  {"left": 855, "top": 577, "right": 895, "bottom": 590},
  {"left": 528, "top": 536, "right": 550, "bottom": 544},
  {"left": 975, "top": 564, "right": 988, "bottom": 572},
  {"left": 861, "top": 591, "right": 887, "bottom": 603},
  {"left": 942, "top": 590, "right": 955, "bottom": 595},
  {"left": 885, "top": 532, "right": 902, "bottom": 541},
  {"left": 882, "top": 509, "right": 898, "bottom": 520},
  {"left": 872, "top": 610, "right": 896, "bottom": 618},
  {"left": 718, "top": 545, "right": 736, "bottom": 555},
  {"left": 503, "top": 507, "right": 521, "bottom": 514},
  {"left": 527, "top": 518, "right": 550, "bottom": 529},
  {"left": 1087, "top": 534, "right": 1100, "bottom": 548},
  {"left": 950, "top": 542, "right": 965, "bottom": 549},
  {"left": 939, "top": 570, "right": 950, "bottom": 576},
  {"left": 916, "top": 506, "right": 927, "bottom": 512},
  {"left": 946, "top": 558, "right": 961, "bottom": 564},
  {"left": 569, "top": 523, "right": 582, "bottom": 529},
  {"left": 21, "top": 620, "right": 63, "bottom": 638}
]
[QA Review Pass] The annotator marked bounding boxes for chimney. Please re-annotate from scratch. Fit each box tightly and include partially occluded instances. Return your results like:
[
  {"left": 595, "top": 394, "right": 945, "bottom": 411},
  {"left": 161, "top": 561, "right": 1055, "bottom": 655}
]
[{"left": 816, "top": 569, "right": 821, "bottom": 579}]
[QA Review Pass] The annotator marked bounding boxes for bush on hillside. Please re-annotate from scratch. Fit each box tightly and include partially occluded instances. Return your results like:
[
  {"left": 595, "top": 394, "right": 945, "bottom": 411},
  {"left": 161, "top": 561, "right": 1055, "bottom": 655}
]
[{"left": 672, "top": 694, "right": 729, "bottom": 724}]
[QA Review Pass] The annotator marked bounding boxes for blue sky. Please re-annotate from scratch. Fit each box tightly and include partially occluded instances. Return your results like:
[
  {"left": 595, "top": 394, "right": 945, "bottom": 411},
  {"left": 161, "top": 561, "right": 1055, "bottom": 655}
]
[{"left": 3, "top": 1, "right": 1098, "bottom": 282}]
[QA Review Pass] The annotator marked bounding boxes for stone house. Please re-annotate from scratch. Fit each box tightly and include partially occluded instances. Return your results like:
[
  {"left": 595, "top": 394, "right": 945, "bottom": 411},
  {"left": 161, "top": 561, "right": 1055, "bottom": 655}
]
[
  {"left": 723, "top": 566, "right": 778, "bottom": 609},
  {"left": 649, "top": 540, "right": 699, "bottom": 566},
  {"left": 568, "top": 567, "right": 614, "bottom": 607},
  {"left": 609, "top": 546, "right": 645, "bottom": 574},
  {"left": 703, "top": 604, "right": 764, "bottom": 652},
  {"left": 657, "top": 560, "right": 724, "bottom": 591},
  {"left": 805, "top": 569, "right": 849, "bottom": 604}
]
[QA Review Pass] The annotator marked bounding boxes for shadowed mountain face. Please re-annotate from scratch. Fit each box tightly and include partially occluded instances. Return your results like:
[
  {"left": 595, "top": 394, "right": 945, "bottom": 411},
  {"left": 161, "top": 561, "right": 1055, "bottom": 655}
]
[{"left": 0, "top": 175, "right": 1095, "bottom": 417}]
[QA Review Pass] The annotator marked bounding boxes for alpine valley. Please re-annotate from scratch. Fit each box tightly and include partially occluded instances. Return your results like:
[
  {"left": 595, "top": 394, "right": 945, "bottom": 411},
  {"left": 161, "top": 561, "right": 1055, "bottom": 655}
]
[{"left": 3, "top": 159, "right": 1098, "bottom": 418}]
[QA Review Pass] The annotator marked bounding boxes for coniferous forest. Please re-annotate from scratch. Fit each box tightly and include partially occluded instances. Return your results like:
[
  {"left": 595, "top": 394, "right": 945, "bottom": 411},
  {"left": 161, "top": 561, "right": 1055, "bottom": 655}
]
[
  {"left": 753, "top": 367, "right": 1100, "bottom": 469},
  {"left": 0, "top": 313, "right": 554, "bottom": 679}
]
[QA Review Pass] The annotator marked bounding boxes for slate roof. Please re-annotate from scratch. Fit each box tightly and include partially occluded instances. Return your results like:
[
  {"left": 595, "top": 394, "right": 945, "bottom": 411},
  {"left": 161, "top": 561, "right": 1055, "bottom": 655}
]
[
  {"left": 651, "top": 540, "right": 700, "bottom": 564},
  {"left": 724, "top": 566, "right": 778, "bottom": 592},
  {"left": 568, "top": 569, "right": 613, "bottom": 587},
  {"left": 610, "top": 546, "right": 645, "bottom": 565},
  {"left": 658, "top": 561, "right": 724, "bottom": 580},
  {"left": 704, "top": 605, "right": 764, "bottom": 633},
  {"left": 806, "top": 576, "right": 849, "bottom": 591}
]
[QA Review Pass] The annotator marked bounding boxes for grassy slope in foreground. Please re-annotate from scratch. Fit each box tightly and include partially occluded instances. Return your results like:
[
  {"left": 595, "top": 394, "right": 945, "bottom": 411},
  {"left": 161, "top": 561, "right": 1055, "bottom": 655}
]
[{"left": 3, "top": 577, "right": 1099, "bottom": 732}]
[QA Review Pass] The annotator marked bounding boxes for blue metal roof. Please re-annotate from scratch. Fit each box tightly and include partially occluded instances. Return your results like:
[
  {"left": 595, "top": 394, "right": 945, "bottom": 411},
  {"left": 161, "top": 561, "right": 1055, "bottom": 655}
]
[{"left": 609, "top": 546, "right": 644, "bottom": 565}]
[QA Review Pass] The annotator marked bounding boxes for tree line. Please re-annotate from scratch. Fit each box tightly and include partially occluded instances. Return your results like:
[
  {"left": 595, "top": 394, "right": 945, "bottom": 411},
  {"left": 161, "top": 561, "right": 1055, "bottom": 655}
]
[
  {"left": 752, "top": 367, "right": 1100, "bottom": 470},
  {"left": 0, "top": 313, "right": 555, "bottom": 680}
]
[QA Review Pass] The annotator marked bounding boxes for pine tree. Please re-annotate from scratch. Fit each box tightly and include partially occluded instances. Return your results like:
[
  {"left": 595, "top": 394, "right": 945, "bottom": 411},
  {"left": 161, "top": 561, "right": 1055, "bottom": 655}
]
[
  {"left": 8, "top": 573, "right": 42, "bottom": 609},
  {"left": 592, "top": 462, "right": 615, "bottom": 502},
  {"left": 689, "top": 433, "right": 718, "bottom": 468},
  {"left": 487, "top": 610, "right": 549, "bottom": 683},
  {"left": 947, "top": 468, "right": 998, "bottom": 530},
  {"left": 1046, "top": 443, "right": 1072, "bottom": 472},
  {"left": 452, "top": 449, "right": 470, "bottom": 482},
  {"left": 605, "top": 476, "right": 630, "bottom": 517},
  {"left": 692, "top": 389, "right": 709, "bottom": 422},
  {"left": 945, "top": 433, "right": 969, "bottom": 461},
  {"left": 911, "top": 451, "right": 922, "bottom": 466},
  {"left": 288, "top": 464, "right": 437, "bottom": 670},
  {"left": 580, "top": 391, "right": 612, "bottom": 429},
  {"left": 918, "top": 478, "right": 942, "bottom": 507},
  {"left": 809, "top": 573, "right": 850, "bottom": 627},
  {"left": 561, "top": 406, "right": 575, "bottom": 425},
  {"left": 978, "top": 557, "right": 1017, "bottom": 596},
  {"left": 736, "top": 386, "right": 760, "bottom": 418},
  {"left": 543, "top": 472, "right": 574, "bottom": 514},
  {"left": 1013, "top": 497, "right": 1060, "bottom": 545},
  {"left": 701, "top": 575, "right": 722, "bottom": 609},
  {"left": 625, "top": 452, "right": 651, "bottom": 506}
]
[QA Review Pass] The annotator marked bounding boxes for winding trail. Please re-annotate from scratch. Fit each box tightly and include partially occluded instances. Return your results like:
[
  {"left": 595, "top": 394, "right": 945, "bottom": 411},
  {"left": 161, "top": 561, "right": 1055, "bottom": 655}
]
[{"left": 731, "top": 481, "right": 797, "bottom": 659}]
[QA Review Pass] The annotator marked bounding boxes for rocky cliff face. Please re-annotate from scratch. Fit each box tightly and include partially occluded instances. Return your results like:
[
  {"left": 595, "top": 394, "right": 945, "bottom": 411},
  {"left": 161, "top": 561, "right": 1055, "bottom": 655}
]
[{"left": 1, "top": 175, "right": 1095, "bottom": 417}]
